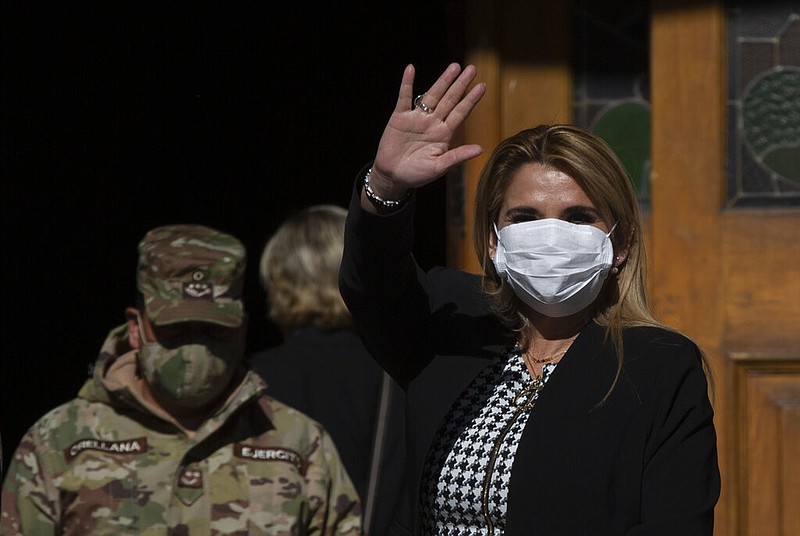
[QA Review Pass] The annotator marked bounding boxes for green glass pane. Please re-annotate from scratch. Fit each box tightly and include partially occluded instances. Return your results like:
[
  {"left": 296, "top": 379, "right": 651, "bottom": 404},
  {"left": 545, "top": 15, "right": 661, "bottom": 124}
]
[
  {"left": 592, "top": 102, "right": 652, "bottom": 194},
  {"left": 743, "top": 67, "right": 800, "bottom": 185}
]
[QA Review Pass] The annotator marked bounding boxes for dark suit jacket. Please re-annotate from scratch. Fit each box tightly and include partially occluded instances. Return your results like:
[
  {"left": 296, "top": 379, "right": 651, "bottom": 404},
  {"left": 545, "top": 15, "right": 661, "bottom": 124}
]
[
  {"left": 339, "top": 172, "right": 720, "bottom": 535},
  {"left": 250, "top": 327, "right": 406, "bottom": 536}
]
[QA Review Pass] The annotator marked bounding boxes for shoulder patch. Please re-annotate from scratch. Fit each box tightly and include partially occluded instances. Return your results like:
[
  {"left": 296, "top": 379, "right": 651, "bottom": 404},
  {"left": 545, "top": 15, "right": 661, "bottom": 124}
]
[{"left": 234, "top": 444, "right": 307, "bottom": 475}]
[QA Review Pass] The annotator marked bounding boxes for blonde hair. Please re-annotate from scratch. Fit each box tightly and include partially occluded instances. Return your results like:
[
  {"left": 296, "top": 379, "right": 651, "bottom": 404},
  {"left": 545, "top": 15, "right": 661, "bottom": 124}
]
[
  {"left": 259, "top": 205, "right": 353, "bottom": 335},
  {"left": 473, "top": 125, "right": 708, "bottom": 399}
]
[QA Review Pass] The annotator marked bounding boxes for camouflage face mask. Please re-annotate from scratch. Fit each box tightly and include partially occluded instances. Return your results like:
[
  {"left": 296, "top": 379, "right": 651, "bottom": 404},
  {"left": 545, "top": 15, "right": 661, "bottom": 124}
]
[{"left": 137, "top": 316, "right": 243, "bottom": 410}]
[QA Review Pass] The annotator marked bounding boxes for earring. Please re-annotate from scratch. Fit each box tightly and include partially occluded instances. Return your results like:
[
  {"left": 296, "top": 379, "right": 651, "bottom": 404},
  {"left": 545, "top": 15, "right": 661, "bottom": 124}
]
[{"left": 611, "top": 266, "right": 619, "bottom": 275}]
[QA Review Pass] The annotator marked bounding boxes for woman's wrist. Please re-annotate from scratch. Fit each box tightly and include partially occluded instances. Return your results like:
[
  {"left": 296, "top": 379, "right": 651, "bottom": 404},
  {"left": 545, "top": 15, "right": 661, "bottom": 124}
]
[{"left": 362, "top": 168, "right": 412, "bottom": 212}]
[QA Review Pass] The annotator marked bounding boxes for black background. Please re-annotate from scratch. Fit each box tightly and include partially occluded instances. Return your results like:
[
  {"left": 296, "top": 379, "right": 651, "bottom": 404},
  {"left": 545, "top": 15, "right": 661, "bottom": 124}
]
[{"left": 1, "top": 2, "right": 462, "bottom": 465}]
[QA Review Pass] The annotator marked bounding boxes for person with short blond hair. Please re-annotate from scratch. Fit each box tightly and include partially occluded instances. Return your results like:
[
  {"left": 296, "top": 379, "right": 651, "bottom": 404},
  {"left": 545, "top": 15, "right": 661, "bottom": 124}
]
[
  {"left": 259, "top": 205, "right": 353, "bottom": 334},
  {"left": 252, "top": 205, "right": 405, "bottom": 536}
]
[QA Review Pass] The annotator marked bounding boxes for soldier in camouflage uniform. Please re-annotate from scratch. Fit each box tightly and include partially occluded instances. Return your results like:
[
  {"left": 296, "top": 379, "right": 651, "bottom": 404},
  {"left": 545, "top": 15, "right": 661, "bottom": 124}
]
[{"left": 0, "top": 224, "right": 362, "bottom": 535}]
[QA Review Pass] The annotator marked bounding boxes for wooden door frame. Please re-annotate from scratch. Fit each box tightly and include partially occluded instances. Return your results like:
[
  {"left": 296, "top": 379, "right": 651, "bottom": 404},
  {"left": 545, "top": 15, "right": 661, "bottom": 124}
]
[{"left": 650, "top": 1, "right": 730, "bottom": 532}]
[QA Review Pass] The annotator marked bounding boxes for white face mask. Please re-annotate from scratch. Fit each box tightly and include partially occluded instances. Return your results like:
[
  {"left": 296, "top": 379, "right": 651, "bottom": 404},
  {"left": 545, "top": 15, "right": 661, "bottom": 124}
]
[{"left": 492, "top": 218, "right": 616, "bottom": 318}]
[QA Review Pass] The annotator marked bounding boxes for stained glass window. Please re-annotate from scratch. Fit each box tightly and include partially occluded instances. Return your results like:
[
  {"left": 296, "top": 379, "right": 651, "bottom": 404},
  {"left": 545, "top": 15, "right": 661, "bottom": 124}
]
[{"left": 727, "top": 1, "right": 800, "bottom": 207}]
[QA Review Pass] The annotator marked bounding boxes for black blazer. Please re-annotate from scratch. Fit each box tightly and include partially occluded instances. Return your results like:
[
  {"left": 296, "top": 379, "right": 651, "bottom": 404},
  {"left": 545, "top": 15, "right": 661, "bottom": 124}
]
[{"left": 339, "top": 173, "right": 720, "bottom": 535}]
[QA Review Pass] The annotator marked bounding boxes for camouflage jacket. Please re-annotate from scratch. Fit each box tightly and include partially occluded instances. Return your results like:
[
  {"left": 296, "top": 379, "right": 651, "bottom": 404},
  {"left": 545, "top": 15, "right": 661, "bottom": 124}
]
[{"left": 0, "top": 324, "right": 362, "bottom": 535}]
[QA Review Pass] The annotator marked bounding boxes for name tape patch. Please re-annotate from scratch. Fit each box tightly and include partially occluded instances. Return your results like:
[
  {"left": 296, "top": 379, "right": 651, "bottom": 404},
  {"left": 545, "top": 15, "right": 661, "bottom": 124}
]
[{"left": 65, "top": 437, "right": 148, "bottom": 461}]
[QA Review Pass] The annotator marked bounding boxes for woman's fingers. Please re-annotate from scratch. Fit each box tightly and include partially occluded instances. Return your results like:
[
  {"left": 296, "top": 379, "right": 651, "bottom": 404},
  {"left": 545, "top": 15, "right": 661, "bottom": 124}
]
[
  {"left": 377, "top": 63, "right": 485, "bottom": 185},
  {"left": 411, "top": 63, "right": 462, "bottom": 113},
  {"left": 434, "top": 143, "right": 485, "bottom": 176},
  {"left": 432, "top": 64, "right": 479, "bottom": 120},
  {"left": 395, "top": 64, "right": 417, "bottom": 113},
  {"left": 395, "top": 63, "right": 483, "bottom": 127},
  {"left": 445, "top": 81, "right": 486, "bottom": 128}
]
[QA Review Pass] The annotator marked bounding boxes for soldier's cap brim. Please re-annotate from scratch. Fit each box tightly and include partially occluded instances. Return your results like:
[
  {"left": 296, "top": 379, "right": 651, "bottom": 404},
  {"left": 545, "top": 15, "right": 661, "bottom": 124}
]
[{"left": 144, "top": 297, "right": 244, "bottom": 328}]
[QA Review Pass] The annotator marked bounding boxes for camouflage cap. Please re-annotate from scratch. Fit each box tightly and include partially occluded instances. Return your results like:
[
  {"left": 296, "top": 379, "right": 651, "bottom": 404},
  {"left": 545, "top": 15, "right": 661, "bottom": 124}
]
[{"left": 137, "top": 224, "right": 246, "bottom": 327}]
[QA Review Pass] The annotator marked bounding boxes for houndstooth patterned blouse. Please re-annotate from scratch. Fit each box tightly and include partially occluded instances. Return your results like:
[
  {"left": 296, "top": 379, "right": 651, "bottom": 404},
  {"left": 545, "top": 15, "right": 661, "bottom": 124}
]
[{"left": 419, "top": 346, "right": 557, "bottom": 536}]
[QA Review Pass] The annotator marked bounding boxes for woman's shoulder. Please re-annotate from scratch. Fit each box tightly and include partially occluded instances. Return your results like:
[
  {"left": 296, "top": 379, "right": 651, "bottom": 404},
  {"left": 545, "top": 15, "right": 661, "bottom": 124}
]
[
  {"left": 619, "top": 324, "right": 704, "bottom": 373},
  {"left": 622, "top": 324, "right": 696, "bottom": 349},
  {"left": 426, "top": 266, "right": 490, "bottom": 311},
  {"left": 427, "top": 265, "right": 483, "bottom": 286},
  {"left": 426, "top": 266, "right": 511, "bottom": 342}
]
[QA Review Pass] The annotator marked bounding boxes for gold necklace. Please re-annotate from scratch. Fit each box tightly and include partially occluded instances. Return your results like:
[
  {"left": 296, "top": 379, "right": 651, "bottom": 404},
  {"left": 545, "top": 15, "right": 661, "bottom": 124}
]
[
  {"left": 521, "top": 334, "right": 578, "bottom": 366},
  {"left": 515, "top": 350, "right": 548, "bottom": 409},
  {"left": 516, "top": 335, "right": 577, "bottom": 407},
  {"left": 526, "top": 348, "right": 569, "bottom": 364}
]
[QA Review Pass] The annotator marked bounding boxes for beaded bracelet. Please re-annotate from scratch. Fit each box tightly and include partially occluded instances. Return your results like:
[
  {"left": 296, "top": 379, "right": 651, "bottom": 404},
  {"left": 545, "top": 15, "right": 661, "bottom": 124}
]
[{"left": 363, "top": 168, "right": 412, "bottom": 209}]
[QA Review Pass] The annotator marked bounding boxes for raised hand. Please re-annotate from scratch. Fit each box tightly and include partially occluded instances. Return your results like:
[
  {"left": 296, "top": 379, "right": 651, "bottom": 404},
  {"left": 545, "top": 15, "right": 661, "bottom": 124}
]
[{"left": 363, "top": 63, "right": 486, "bottom": 211}]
